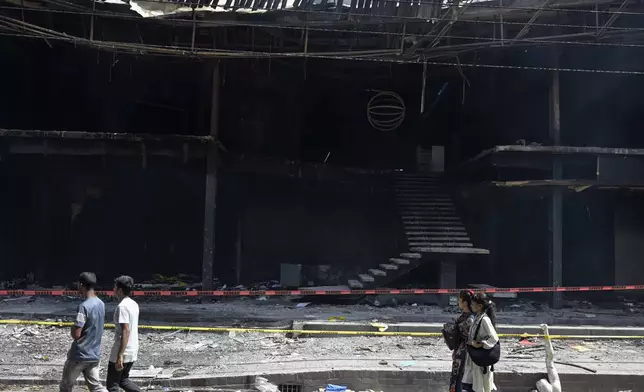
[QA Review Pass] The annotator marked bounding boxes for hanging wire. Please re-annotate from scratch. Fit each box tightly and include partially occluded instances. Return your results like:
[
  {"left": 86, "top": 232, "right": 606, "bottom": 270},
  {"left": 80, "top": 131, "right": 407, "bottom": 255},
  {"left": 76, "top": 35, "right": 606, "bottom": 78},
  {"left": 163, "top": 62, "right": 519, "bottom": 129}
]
[{"left": 3, "top": 3, "right": 644, "bottom": 47}]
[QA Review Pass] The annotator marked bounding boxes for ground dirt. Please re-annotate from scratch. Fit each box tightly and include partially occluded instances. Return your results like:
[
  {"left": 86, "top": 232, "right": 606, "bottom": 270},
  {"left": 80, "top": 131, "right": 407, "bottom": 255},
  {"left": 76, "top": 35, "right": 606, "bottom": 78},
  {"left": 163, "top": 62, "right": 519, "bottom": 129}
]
[
  {"left": 1, "top": 323, "right": 643, "bottom": 382},
  {"left": 2, "top": 296, "right": 644, "bottom": 327}
]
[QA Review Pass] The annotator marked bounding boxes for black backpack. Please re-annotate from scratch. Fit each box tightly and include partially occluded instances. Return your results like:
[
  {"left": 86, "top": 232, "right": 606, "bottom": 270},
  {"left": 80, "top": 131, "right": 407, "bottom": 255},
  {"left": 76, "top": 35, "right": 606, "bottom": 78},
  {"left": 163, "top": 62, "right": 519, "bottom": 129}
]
[
  {"left": 466, "top": 317, "right": 501, "bottom": 367},
  {"left": 442, "top": 322, "right": 460, "bottom": 351}
]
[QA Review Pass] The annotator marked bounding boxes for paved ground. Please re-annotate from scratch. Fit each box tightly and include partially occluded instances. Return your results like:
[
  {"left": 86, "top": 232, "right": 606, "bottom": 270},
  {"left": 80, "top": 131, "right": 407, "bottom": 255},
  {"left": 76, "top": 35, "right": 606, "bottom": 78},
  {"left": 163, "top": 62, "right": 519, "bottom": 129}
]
[
  {"left": 2, "top": 322, "right": 644, "bottom": 385},
  {"left": 3, "top": 296, "right": 644, "bottom": 327}
]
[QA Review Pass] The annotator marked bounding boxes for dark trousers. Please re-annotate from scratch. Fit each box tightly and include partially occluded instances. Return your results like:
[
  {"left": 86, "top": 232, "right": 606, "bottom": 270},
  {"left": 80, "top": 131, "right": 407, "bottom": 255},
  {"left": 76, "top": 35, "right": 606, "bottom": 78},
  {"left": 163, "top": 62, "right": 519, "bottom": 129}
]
[
  {"left": 449, "top": 350, "right": 467, "bottom": 392},
  {"left": 106, "top": 361, "right": 141, "bottom": 392}
]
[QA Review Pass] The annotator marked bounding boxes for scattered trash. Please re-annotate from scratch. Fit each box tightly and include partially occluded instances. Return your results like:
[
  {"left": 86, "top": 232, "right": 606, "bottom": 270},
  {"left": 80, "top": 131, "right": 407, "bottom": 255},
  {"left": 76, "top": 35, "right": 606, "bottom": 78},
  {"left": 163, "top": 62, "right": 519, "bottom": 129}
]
[
  {"left": 584, "top": 314, "right": 597, "bottom": 318},
  {"left": 396, "top": 344, "right": 405, "bottom": 349},
  {"left": 570, "top": 345, "right": 590, "bottom": 352},
  {"left": 2, "top": 296, "right": 34, "bottom": 303},
  {"left": 189, "top": 340, "right": 215, "bottom": 350},
  {"left": 163, "top": 360, "right": 183, "bottom": 366},
  {"left": 229, "top": 331, "right": 245, "bottom": 344},
  {"left": 326, "top": 384, "right": 347, "bottom": 392},
  {"left": 329, "top": 316, "right": 346, "bottom": 322},
  {"left": 172, "top": 368, "right": 190, "bottom": 378},
  {"left": 162, "top": 330, "right": 182, "bottom": 340},
  {"left": 129, "top": 365, "right": 164, "bottom": 379},
  {"left": 370, "top": 322, "right": 388, "bottom": 332},
  {"left": 554, "top": 361, "right": 597, "bottom": 373},
  {"left": 379, "top": 360, "right": 388, "bottom": 365},
  {"left": 296, "top": 303, "right": 310, "bottom": 308},
  {"left": 257, "top": 296, "right": 268, "bottom": 301},
  {"left": 255, "top": 377, "right": 280, "bottom": 392},
  {"left": 33, "top": 354, "right": 50, "bottom": 361},
  {"left": 519, "top": 339, "right": 537, "bottom": 346},
  {"left": 397, "top": 360, "right": 416, "bottom": 368}
]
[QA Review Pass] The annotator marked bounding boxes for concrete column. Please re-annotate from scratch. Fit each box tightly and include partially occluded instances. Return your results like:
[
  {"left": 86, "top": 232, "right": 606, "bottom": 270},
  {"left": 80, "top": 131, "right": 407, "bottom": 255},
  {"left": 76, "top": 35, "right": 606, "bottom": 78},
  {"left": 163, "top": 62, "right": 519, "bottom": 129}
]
[
  {"left": 549, "top": 68, "right": 563, "bottom": 309},
  {"left": 439, "top": 260, "right": 457, "bottom": 306},
  {"left": 202, "top": 62, "right": 220, "bottom": 291}
]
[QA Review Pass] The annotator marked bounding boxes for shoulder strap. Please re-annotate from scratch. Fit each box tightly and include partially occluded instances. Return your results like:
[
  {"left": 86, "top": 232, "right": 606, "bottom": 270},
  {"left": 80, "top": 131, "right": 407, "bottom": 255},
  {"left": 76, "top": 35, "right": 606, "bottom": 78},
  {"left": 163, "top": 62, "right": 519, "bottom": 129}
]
[{"left": 473, "top": 314, "right": 487, "bottom": 339}]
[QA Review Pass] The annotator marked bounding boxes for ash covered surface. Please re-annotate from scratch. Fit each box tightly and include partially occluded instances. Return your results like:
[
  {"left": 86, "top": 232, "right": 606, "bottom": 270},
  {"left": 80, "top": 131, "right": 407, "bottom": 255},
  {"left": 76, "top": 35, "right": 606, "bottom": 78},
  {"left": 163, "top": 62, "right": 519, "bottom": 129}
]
[
  {"left": 2, "top": 323, "right": 644, "bottom": 384},
  {"left": 2, "top": 296, "right": 644, "bottom": 327}
]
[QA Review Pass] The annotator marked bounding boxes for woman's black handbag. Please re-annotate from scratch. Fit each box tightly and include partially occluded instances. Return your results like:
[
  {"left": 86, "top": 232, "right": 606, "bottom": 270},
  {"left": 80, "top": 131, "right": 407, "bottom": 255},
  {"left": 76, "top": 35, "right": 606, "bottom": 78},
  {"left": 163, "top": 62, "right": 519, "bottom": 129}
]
[
  {"left": 442, "top": 322, "right": 460, "bottom": 351},
  {"left": 467, "top": 318, "right": 501, "bottom": 367}
]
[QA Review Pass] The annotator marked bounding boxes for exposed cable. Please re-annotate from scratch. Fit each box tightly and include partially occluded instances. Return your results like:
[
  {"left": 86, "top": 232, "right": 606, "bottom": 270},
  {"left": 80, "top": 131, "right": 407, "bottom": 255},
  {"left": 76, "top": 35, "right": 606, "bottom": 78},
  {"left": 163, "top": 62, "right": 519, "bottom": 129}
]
[{"left": 4, "top": 4, "right": 644, "bottom": 50}]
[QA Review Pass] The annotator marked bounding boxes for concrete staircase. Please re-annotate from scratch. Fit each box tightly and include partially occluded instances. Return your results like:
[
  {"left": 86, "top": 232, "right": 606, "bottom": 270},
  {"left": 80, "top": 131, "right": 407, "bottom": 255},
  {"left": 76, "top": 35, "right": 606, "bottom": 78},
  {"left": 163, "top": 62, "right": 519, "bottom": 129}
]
[
  {"left": 347, "top": 172, "right": 488, "bottom": 290},
  {"left": 396, "top": 172, "right": 488, "bottom": 254}
]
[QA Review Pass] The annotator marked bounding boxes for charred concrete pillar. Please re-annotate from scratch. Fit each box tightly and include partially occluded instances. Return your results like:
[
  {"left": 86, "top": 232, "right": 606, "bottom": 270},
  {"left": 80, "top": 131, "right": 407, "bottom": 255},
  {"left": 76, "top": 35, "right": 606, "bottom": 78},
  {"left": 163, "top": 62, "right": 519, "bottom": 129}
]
[
  {"left": 549, "top": 68, "right": 563, "bottom": 309},
  {"left": 439, "top": 259, "right": 457, "bottom": 306},
  {"left": 202, "top": 62, "right": 220, "bottom": 291}
]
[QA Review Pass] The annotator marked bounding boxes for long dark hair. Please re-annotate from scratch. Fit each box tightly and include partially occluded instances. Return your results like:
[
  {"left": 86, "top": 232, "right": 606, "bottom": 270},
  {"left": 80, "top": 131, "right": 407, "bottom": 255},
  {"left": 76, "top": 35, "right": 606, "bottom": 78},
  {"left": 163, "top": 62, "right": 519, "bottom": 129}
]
[
  {"left": 471, "top": 292, "right": 497, "bottom": 327},
  {"left": 459, "top": 289, "right": 474, "bottom": 312}
]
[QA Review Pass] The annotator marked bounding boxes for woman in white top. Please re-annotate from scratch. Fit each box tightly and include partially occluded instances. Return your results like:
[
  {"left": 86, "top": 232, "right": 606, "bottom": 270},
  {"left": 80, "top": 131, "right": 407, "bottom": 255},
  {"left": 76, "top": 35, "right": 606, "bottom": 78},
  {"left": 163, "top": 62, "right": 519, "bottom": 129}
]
[{"left": 462, "top": 293, "right": 499, "bottom": 392}]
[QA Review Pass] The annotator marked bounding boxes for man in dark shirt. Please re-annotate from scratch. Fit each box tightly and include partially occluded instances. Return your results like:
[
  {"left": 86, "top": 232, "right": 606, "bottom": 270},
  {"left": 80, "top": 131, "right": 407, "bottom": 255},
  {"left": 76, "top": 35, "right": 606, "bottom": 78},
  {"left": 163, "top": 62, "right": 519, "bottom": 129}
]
[{"left": 59, "top": 272, "right": 108, "bottom": 392}]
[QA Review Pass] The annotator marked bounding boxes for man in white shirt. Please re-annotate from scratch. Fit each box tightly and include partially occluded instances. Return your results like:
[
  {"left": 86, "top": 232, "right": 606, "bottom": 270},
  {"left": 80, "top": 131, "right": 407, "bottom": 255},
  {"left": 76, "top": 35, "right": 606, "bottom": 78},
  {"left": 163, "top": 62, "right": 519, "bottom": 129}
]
[{"left": 106, "top": 276, "right": 141, "bottom": 392}]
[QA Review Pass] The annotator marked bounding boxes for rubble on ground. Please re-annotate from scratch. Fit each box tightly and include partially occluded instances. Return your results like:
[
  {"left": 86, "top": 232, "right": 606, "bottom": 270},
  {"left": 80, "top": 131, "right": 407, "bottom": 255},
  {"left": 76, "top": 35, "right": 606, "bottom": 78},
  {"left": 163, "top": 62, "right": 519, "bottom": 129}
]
[{"left": 0, "top": 322, "right": 643, "bottom": 382}]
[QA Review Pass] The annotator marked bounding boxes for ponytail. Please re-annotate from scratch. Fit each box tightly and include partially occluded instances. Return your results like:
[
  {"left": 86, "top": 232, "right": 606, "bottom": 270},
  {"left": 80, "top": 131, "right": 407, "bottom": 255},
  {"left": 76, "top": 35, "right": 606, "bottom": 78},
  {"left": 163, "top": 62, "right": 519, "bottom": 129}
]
[
  {"left": 472, "top": 292, "right": 497, "bottom": 328},
  {"left": 485, "top": 301, "right": 497, "bottom": 328}
]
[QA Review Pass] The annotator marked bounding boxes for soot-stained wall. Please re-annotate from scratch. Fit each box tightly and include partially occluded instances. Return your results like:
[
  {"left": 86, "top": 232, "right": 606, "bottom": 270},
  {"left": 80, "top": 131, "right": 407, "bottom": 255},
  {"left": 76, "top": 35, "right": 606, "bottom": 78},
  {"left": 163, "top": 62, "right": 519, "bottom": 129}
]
[
  {"left": 214, "top": 173, "right": 402, "bottom": 284},
  {"left": 0, "top": 155, "right": 205, "bottom": 286}
]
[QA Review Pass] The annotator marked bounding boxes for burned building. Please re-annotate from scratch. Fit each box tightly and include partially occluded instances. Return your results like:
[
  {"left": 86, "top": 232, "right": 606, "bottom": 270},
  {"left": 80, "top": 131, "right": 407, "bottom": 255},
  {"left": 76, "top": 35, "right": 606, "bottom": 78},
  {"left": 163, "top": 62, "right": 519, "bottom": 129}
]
[{"left": 1, "top": 0, "right": 644, "bottom": 308}]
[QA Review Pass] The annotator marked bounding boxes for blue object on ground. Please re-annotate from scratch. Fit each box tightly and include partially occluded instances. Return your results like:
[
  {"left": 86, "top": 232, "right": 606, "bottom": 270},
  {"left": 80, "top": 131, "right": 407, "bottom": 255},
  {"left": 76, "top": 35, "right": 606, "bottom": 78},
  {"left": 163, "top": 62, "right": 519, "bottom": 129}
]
[{"left": 326, "top": 384, "right": 347, "bottom": 392}]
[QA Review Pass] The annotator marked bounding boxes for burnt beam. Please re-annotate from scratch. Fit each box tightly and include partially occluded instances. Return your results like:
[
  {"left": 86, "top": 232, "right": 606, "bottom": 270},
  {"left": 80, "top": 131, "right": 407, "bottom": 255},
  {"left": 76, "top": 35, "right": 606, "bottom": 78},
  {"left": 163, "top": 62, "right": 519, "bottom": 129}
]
[
  {"left": 202, "top": 62, "right": 220, "bottom": 291},
  {"left": 0, "top": 129, "right": 215, "bottom": 143},
  {"left": 549, "top": 66, "right": 563, "bottom": 310},
  {"left": 6, "top": 139, "right": 210, "bottom": 158}
]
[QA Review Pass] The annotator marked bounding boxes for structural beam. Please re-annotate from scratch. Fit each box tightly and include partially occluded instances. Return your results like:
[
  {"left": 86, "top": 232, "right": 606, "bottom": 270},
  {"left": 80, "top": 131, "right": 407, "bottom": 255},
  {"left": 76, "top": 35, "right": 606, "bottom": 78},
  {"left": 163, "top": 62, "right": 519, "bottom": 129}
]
[
  {"left": 509, "top": 0, "right": 554, "bottom": 44},
  {"left": 202, "top": 62, "right": 220, "bottom": 291},
  {"left": 596, "top": 0, "right": 629, "bottom": 39},
  {"left": 549, "top": 66, "right": 563, "bottom": 310}
]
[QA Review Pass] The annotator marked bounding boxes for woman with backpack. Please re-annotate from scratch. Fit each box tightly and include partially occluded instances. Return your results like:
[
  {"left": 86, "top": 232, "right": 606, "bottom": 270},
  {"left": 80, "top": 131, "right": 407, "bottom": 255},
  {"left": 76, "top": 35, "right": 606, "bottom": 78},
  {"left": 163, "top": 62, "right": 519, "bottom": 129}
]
[
  {"left": 462, "top": 293, "right": 500, "bottom": 392},
  {"left": 446, "top": 290, "right": 475, "bottom": 392}
]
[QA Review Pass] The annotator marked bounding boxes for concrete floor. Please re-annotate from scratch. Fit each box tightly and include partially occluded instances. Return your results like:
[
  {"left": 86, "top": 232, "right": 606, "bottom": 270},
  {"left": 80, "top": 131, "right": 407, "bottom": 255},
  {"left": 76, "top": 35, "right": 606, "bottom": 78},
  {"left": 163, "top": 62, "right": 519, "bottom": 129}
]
[{"left": 2, "top": 296, "right": 644, "bottom": 327}]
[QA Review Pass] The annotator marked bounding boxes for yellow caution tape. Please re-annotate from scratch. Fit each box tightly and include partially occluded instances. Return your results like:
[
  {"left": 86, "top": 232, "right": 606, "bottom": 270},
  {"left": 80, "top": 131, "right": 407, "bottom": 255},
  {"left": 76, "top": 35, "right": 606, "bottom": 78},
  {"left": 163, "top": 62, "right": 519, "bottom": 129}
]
[{"left": 1, "top": 319, "right": 642, "bottom": 339}]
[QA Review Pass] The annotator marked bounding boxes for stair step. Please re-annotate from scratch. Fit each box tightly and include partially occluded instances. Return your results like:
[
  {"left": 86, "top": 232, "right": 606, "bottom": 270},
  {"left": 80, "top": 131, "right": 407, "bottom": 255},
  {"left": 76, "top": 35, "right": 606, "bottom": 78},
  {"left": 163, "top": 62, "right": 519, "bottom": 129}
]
[
  {"left": 406, "top": 227, "right": 466, "bottom": 232},
  {"left": 390, "top": 258, "right": 410, "bottom": 265},
  {"left": 407, "top": 236, "right": 471, "bottom": 242},
  {"left": 397, "top": 198, "right": 452, "bottom": 203},
  {"left": 401, "top": 205, "right": 455, "bottom": 209},
  {"left": 380, "top": 263, "right": 399, "bottom": 271},
  {"left": 409, "top": 242, "right": 474, "bottom": 247},
  {"left": 396, "top": 173, "right": 441, "bottom": 178},
  {"left": 369, "top": 269, "right": 387, "bottom": 277},
  {"left": 396, "top": 188, "right": 447, "bottom": 192},
  {"left": 403, "top": 217, "right": 461, "bottom": 222},
  {"left": 401, "top": 252, "right": 422, "bottom": 259},
  {"left": 348, "top": 279, "right": 364, "bottom": 288},
  {"left": 407, "top": 231, "right": 468, "bottom": 235},
  {"left": 395, "top": 180, "right": 441, "bottom": 185},
  {"left": 401, "top": 213, "right": 459, "bottom": 218},
  {"left": 403, "top": 222, "right": 465, "bottom": 227},
  {"left": 411, "top": 247, "right": 490, "bottom": 255},
  {"left": 358, "top": 274, "right": 375, "bottom": 283},
  {"left": 400, "top": 203, "right": 454, "bottom": 207}
]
